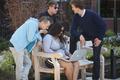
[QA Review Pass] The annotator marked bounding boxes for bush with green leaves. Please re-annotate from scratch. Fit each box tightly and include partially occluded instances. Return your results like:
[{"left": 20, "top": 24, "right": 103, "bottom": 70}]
[
  {"left": 105, "top": 29, "right": 116, "bottom": 37},
  {"left": 0, "top": 50, "right": 15, "bottom": 79},
  {"left": 103, "top": 29, "right": 120, "bottom": 47},
  {"left": 102, "top": 29, "right": 120, "bottom": 58},
  {"left": 0, "top": 38, "right": 9, "bottom": 53}
]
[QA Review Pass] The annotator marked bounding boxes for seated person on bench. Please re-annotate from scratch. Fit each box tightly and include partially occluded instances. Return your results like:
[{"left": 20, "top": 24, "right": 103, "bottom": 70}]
[{"left": 43, "top": 23, "right": 79, "bottom": 80}]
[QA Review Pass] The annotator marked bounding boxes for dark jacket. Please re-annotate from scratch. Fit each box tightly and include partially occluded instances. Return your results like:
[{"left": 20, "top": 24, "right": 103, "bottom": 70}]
[{"left": 71, "top": 9, "right": 106, "bottom": 40}]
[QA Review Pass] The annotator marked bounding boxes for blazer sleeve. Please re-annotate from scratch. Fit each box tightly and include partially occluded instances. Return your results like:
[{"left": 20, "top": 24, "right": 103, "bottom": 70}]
[
  {"left": 71, "top": 14, "right": 81, "bottom": 38},
  {"left": 93, "top": 13, "right": 106, "bottom": 40}
]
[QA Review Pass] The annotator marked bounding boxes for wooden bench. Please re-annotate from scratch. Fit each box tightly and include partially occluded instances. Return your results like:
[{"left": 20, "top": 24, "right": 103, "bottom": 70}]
[
  {"left": 32, "top": 48, "right": 64, "bottom": 80},
  {"left": 32, "top": 40, "right": 107, "bottom": 80},
  {"left": 76, "top": 41, "right": 107, "bottom": 80}
]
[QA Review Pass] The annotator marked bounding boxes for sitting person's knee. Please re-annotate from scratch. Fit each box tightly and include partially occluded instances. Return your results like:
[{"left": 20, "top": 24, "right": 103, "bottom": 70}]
[{"left": 65, "top": 63, "right": 73, "bottom": 69}]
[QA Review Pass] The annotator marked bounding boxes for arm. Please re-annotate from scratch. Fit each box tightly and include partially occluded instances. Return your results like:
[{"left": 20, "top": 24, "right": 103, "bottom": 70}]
[
  {"left": 93, "top": 13, "right": 106, "bottom": 40},
  {"left": 61, "top": 42, "right": 71, "bottom": 57},
  {"left": 93, "top": 13, "right": 106, "bottom": 46},
  {"left": 71, "top": 14, "right": 81, "bottom": 38},
  {"left": 43, "top": 35, "right": 66, "bottom": 58},
  {"left": 27, "top": 21, "right": 42, "bottom": 42},
  {"left": 71, "top": 14, "right": 86, "bottom": 46},
  {"left": 43, "top": 35, "right": 55, "bottom": 53}
]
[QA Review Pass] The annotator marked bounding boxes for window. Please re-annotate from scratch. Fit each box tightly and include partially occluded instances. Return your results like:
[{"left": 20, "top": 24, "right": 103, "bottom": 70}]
[
  {"left": 84, "top": 0, "right": 91, "bottom": 9},
  {"left": 116, "top": 0, "right": 120, "bottom": 17},
  {"left": 100, "top": 0, "right": 114, "bottom": 17},
  {"left": 100, "top": 0, "right": 120, "bottom": 18}
]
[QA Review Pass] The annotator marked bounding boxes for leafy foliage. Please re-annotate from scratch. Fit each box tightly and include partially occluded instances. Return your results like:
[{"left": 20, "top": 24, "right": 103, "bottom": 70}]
[
  {"left": 0, "top": 50, "right": 15, "bottom": 79},
  {"left": 102, "top": 29, "right": 120, "bottom": 58},
  {"left": 103, "top": 36, "right": 120, "bottom": 47},
  {"left": 0, "top": 38, "right": 9, "bottom": 53},
  {"left": 105, "top": 29, "right": 116, "bottom": 37},
  {"left": 103, "top": 29, "right": 120, "bottom": 47},
  {"left": 86, "top": 29, "right": 120, "bottom": 59}
]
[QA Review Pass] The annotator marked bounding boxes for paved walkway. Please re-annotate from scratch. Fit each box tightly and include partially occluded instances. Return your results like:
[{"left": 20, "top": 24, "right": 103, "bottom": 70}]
[{"left": 79, "top": 77, "right": 120, "bottom": 80}]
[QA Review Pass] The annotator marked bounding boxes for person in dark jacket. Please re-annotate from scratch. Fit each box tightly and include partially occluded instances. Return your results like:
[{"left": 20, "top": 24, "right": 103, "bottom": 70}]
[
  {"left": 69, "top": 0, "right": 106, "bottom": 80},
  {"left": 37, "top": 0, "right": 59, "bottom": 25}
]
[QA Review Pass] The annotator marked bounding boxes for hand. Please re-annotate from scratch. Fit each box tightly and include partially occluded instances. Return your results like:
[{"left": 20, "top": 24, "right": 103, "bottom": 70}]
[
  {"left": 94, "top": 38, "right": 101, "bottom": 47},
  {"left": 36, "top": 41, "right": 42, "bottom": 48},
  {"left": 79, "top": 35, "right": 85, "bottom": 47},
  {"left": 65, "top": 52, "right": 72, "bottom": 57},
  {"left": 40, "top": 30, "right": 48, "bottom": 34}
]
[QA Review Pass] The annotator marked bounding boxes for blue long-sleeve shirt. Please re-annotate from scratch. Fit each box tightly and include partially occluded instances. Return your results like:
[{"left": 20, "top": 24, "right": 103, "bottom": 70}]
[
  {"left": 43, "top": 34, "right": 69, "bottom": 56},
  {"left": 10, "top": 17, "right": 42, "bottom": 52},
  {"left": 71, "top": 9, "right": 106, "bottom": 40}
]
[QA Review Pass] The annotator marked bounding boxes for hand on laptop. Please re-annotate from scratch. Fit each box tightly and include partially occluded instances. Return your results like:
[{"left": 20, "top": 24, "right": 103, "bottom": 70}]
[
  {"left": 65, "top": 52, "right": 72, "bottom": 57},
  {"left": 64, "top": 55, "right": 70, "bottom": 59}
]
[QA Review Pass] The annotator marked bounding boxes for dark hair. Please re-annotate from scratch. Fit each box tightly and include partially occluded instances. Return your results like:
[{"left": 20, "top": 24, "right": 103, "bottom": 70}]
[
  {"left": 47, "top": 0, "right": 58, "bottom": 7},
  {"left": 49, "top": 23, "right": 65, "bottom": 43},
  {"left": 39, "top": 16, "right": 53, "bottom": 24},
  {"left": 70, "top": 0, "right": 85, "bottom": 9}
]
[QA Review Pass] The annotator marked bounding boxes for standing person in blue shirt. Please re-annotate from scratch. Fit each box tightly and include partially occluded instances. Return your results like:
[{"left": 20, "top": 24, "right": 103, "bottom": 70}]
[
  {"left": 69, "top": 0, "right": 106, "bottom": 80},
  {"left": 9, "top": 16, "right": 52, "bottom": 80}
]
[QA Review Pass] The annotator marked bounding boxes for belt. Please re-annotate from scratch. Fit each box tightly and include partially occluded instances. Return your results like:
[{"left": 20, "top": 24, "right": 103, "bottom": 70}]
[{"left": 9, "top": 42, "right": 14, "bottom": 47}]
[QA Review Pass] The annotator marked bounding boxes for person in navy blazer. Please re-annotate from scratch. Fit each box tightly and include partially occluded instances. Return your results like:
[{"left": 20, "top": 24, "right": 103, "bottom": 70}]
[{"left": 70, "top": 0, "right": 106, "bottom": 80}]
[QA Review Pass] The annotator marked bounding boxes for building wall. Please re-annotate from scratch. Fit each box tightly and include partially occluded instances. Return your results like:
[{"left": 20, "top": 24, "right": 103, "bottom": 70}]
[{"left": 104, "top": 19, "right": 120, "bottom": 33}]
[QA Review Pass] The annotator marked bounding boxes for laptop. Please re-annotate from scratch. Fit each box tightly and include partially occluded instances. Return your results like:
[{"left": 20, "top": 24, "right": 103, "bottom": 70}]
[
  {"left": 60, "top": 49, "right": 87, "bottom": 62},
  {"left": 61, "top": 41, "right": 93, "bottom": 62},
  {"left": 81, "top": 41, "right": 93, "bottom": 49},
  {"left": 69, "top": 49, "right": 87, "bottom": 61}
]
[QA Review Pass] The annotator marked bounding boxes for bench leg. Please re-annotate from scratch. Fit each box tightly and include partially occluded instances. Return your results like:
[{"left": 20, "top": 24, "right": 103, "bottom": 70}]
[
  {"left": 100, "top": 55, "right": 104, "bottom": 80},
  {"left": 34, "top": 56, "right": 40, "bottom": 80},
  {"left": 81, "top": 68, "right": 86, "bottom": 80},
  {"left": 54, "top": 64, "right": 60, "bottom": 80},
  {"left": 35, "top": 71, "right": 40, "bottom": 80},
  {"left": 53, "top": 59, "right": 60, "bottom": 80}
]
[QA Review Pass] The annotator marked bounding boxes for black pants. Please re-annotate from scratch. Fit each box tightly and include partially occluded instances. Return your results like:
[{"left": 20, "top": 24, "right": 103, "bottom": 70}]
[
  {"left": 70, "top": 36, "right": 102, "bottom": 80},
  {"left": 92, "top": 43, "right": 102, "bottom": 80}
]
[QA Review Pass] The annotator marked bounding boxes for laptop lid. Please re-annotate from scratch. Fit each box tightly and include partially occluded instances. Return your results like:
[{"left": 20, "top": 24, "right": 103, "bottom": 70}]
[{"left": 69, "top": 49, "right": 87, "bottom": 61}]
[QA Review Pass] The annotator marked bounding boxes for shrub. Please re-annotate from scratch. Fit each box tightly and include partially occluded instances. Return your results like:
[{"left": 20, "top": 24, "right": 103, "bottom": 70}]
[
  {"left": 105, "top": 29, "right": 116, "bottom": 37},
  {"left": 0, "top": 38, "right": 9, "bottom": 53},
  {"left": 0, "top": 50, "right": 15, "bottom": 79}
]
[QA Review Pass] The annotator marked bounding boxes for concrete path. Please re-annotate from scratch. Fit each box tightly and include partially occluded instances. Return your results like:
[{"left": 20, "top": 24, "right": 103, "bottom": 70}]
[{"left": 78, "top": 77, "right": 120, "bottom": 80}]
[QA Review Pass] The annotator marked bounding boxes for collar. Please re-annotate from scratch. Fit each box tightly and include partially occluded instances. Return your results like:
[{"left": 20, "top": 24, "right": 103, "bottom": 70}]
[{"left": 81, "top": 9, "right": 86, "bottom": 17}]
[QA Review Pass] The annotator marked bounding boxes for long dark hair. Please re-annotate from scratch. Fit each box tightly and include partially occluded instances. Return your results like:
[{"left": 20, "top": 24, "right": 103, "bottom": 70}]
[{"left": 49, "top": 22, "right": 65, "bottom": 43}]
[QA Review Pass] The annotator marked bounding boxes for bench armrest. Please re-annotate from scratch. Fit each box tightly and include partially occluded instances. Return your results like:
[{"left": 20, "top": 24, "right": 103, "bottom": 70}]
[{"left": 32, "top": 52, "right": 62, "bottom": 59}]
